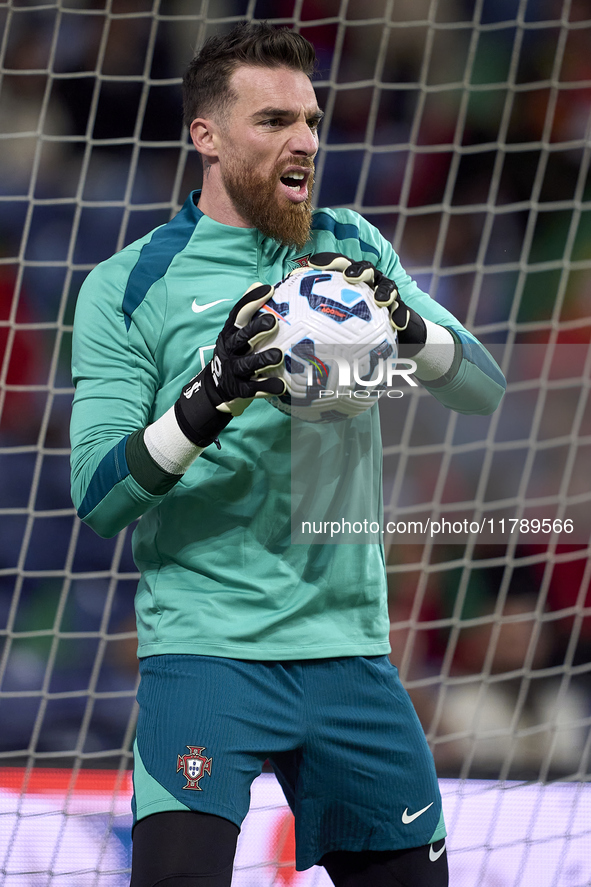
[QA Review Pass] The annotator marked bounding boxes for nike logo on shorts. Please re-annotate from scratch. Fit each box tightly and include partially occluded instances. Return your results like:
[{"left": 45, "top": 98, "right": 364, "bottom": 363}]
[
  {"left": 401, "top": 801, "right": 434, "bottom": 824},
  {"left": 429, "top": 840, "right": 446, "bottom": 862},
  {"left": 192, "top": 298, "right": 231, "bottom": 314}
]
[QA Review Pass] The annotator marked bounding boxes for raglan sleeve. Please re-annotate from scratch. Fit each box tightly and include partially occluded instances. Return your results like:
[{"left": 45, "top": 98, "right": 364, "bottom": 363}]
[
  {"left": 373, "top": 232, "right": 506, "bottom": 416},
  {"left": 70, "top": 252, "right": 168, "bottom": 538}
]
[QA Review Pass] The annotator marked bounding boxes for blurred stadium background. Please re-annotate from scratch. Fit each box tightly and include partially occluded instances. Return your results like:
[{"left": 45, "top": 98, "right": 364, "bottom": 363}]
[{"left": 0, "top": 0, "right": 590, "bottom": 884}]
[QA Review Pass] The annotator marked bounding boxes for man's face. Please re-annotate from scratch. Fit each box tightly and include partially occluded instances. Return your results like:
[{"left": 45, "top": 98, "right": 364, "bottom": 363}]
[{"left": 214, "top": 65, "right": 323, "bottom": 249}]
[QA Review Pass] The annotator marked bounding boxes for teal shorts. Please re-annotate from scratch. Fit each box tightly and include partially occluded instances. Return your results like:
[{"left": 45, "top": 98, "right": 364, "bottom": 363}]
[{"left": 133, "top": 654, "right": 446, "bottom": 871}]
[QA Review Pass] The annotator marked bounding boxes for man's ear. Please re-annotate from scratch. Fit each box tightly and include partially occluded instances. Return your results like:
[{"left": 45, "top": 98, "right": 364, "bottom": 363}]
[{"left": 190, "top": 118, "right": 219, "bottom": 160}]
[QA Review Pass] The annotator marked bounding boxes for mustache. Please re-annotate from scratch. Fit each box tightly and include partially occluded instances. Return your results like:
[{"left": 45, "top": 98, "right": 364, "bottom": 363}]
[{"left": 277, "top": 156, "right": 315, "bottom": 173}]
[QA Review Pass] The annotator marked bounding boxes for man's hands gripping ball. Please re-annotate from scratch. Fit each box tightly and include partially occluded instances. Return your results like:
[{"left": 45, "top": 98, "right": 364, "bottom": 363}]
[
  {"left": 308, "top": 253, "right": 427, "bottom": 355},
  {"left": 174, "top": 284, "right": 285, "bottom": 448}
]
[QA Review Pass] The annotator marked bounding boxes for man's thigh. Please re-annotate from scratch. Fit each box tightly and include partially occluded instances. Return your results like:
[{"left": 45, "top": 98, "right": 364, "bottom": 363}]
[
  {"left": 133, "top": 654, "right": 305, "bottom": 828},
  {"left": 271, "top": 656, "right": 446, "bottom": 871},
  {"left": 130, "top": 811, "right": 239, "bottom": 887},
  {"left": 129, "top": 813, "right": 448, "bottom": 887}
]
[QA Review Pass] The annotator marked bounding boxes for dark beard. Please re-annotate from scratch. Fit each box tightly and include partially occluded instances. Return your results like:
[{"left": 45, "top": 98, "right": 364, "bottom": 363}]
[{"left": 222, "top": 156, "right": 314, "bottom": 250}]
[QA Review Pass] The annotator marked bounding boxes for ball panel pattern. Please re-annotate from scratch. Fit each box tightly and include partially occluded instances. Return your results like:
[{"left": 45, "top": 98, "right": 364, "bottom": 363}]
[{"left": 257, "top": 269, "right": 398, "bottom": 423}]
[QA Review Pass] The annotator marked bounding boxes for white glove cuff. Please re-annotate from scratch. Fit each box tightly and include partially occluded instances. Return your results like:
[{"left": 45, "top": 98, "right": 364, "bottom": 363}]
[
  {"left": 144, "top": 405, "right": 204, "bottom": 475},
  {"left": 412, "top": 318, "right": 456, "bottom": 381}
]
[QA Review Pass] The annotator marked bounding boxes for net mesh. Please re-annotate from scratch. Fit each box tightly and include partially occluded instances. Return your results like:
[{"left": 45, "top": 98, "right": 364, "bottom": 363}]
[{"left": 0, "top": 0, "right": 590, "bottom": 884}]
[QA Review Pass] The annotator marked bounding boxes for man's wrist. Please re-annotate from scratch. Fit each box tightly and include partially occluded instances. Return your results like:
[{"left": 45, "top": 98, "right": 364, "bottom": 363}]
[
  {"left": 412, "top": 320, "right": 460, "bottom": 382},
  {"left": 174, "top": 366, "right": 233, "bottom": 447},
  {"left": 144, "top": 405, "right": 205, "bottom": 474}
]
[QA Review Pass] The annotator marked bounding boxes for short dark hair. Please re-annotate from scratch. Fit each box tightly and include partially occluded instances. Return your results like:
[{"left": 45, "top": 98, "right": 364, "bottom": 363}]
[{"left": 182, "top": 21, "right": 317, "bottom": 129}]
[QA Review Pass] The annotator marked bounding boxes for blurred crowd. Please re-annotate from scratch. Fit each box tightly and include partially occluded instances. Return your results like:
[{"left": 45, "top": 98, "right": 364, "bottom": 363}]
[{"left": 0, "top": 0, "right": 590, "bottom": 780}]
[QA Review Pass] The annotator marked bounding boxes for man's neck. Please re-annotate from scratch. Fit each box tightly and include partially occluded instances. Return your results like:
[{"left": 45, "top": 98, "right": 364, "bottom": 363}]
[{"left": 196, "top": 176, "right": 253, "bottom": 229}]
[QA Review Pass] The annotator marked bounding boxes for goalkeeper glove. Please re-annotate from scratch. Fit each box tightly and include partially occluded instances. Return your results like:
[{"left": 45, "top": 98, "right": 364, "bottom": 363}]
[
  {"left": 174, "top": 283, "right": 285, "bottom": 448},
  {"left": 308, "top": 252, "right": 427, "bottom": 355}
]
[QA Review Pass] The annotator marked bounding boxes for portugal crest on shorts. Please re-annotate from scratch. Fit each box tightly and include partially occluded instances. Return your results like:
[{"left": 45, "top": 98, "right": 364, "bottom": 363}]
[{"left": 176, "top": 746, "right": 212, "bottom": 790}]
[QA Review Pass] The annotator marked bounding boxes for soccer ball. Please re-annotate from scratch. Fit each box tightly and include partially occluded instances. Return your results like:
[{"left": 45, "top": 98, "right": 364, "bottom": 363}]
[{"left": 257, "top": 267, "right": 398, "bottom": 422}]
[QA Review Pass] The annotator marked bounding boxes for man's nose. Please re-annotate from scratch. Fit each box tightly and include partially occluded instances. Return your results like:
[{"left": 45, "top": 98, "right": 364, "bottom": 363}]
[{"left": 288, "top": 120, "right": 318, "bottom": 157}]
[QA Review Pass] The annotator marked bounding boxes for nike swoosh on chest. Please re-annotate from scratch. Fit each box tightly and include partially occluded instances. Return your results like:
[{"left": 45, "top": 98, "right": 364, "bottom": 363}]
[{"left": 191, "top": 298, "right": 231, "bottom": 313}]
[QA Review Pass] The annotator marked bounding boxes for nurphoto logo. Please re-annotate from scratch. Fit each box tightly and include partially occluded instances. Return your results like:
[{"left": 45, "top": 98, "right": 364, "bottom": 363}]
[{"left": 309, "top": 356, "right": 418, "bottom": 400}]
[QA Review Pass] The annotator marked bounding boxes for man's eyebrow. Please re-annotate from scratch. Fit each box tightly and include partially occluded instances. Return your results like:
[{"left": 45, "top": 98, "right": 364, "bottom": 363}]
[{"left": 251, "top": 107, "right": 325, "bottom": 122}]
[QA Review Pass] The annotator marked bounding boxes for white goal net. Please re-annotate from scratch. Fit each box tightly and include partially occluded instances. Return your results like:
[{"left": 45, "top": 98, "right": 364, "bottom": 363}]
[{"left": 0, "top": 0, "right": 590, "bottom": 885}]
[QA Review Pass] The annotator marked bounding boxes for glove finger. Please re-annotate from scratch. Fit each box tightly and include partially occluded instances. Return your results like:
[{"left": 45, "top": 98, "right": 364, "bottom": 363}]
[
  {"left": 308, "top": 252, "right": 352, "bottom": 273},
  {"left": 244, "top": 312, "right": 278, "bottom": 351},
  {"left": 224, "top": 371, "right": 285, "bottom": 414},
  {"left": 342, "top": 260, "right": 377, "bottom": 287},
  {"left": 227, "top": 313, "right": 277, "bottom": 355},
  {"left": 253, "top": 346, "right": 283, "bottom": 373},
  {"left": 253, "top": 375, "right": 286, "bottom": 397},
  {"left": 233, "top": 347, "right": 283, "bottom": 379},
  {"left": 389, "top": 301, "right": 410, "bottom": 331},
  {"left": 374, "top": 278, "right": 399, "bottom": 308},
  {"left": 233, "top": 283, "right": 275, "bottom": 329}
]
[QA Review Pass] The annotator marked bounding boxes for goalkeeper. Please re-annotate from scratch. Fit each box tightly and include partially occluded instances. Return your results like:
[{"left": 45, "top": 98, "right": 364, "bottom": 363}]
[{"left": 70, "top": 21, "right": 506, "bottom": 887}]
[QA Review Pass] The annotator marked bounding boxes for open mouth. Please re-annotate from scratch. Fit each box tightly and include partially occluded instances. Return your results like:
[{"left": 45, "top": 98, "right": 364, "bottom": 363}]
[
  {"left": 280, "top": 171, "right": 306, "bottom": 191},
  {"left": 279, "top": 168, "right": 309, "bottom": 198}
]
